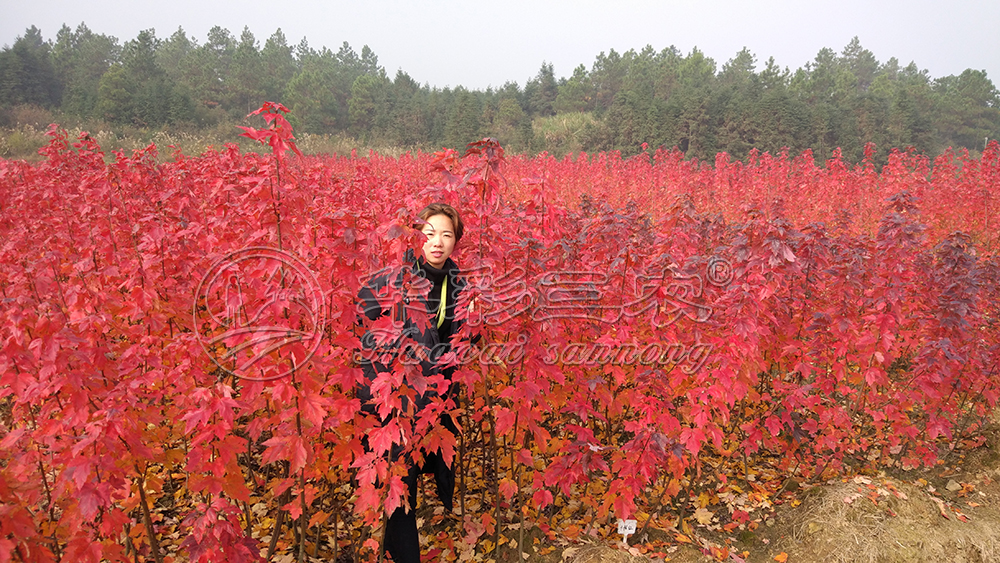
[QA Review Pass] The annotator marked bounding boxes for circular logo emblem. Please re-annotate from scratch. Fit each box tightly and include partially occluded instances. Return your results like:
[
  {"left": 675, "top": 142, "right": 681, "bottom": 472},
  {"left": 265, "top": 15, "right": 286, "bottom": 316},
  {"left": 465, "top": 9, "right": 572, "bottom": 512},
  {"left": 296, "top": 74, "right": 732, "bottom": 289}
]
[
  {"left": 193, "top": 247, "right": 325, "bottom": 381},
  {"left": 706, "top": 256, "right": 734, "bottom": 287}
]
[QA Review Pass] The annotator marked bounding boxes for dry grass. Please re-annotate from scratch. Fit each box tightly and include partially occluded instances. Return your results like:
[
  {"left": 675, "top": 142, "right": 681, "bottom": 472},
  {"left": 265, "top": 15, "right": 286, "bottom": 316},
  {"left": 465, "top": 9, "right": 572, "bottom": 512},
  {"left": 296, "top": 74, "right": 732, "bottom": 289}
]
[
  {"left": 787, "top": 479, "right": 999, "bottom": 562},
  {"left": 0, "top": 104, "right": 424, "bottom": 161},
  {"left": 0, "top": 123, "right": 249, "bottom": 161},
  {"left": 0, "top": 123, "right": 420, "bottom": 162},
  {"left": 760, "top": 420, "right": 1000, "bottom": 563},
  {"left": 294, "top": 132, "right": 412, "bottom": 159},
  {"left": 531, "top": 112, "right": 599, "bottom": 158}
]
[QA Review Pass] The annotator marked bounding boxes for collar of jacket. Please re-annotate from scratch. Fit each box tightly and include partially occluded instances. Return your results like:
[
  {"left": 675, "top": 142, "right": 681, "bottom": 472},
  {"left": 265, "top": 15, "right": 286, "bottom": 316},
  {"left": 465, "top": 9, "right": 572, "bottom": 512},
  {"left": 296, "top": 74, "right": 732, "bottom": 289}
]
[{"left": 413, "top": 257, "right": 458, "bottom": 283}]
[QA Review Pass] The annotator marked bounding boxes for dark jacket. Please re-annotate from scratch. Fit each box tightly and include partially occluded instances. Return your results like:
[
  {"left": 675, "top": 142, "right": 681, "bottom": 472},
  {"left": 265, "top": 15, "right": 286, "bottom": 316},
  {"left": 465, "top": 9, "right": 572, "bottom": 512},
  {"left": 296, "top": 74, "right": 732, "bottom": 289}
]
[
  {"left": 355, "top": 256, "right": 465, "bottom": 561},
  {"left": 356, "top": 255, "right": 467, "bottom": 416}
]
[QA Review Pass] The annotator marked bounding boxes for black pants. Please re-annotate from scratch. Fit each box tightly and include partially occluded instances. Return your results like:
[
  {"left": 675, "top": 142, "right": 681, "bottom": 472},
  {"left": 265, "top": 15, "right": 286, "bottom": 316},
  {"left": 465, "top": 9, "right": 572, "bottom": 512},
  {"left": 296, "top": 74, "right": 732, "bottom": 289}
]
[{"left": 384, "top": 449, "right": 455, "bottom": 563}]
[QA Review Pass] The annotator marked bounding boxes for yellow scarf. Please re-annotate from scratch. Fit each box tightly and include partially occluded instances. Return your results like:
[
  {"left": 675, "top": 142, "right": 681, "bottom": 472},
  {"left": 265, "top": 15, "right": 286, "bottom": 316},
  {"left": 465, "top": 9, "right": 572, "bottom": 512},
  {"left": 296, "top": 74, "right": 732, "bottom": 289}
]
[{"left": 436, "top": 275, "right": 447, "bottom": 329}]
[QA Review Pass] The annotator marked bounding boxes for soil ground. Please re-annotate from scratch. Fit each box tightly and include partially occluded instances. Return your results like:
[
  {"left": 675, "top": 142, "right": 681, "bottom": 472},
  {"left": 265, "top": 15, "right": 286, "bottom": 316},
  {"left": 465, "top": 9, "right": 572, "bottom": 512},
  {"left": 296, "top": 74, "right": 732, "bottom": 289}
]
[
  {"left": 499, "top": 425, "right": 1000, "bottom": 563},
  {"left": 270, "top": 421, "right": 1000, "bottom": 563}
]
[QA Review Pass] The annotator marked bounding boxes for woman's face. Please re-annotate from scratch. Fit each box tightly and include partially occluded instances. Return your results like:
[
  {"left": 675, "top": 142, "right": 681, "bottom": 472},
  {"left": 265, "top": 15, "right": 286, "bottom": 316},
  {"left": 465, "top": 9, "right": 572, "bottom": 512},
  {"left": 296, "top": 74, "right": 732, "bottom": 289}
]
[{"left": 421, "top": 213, "right": 456, "bottom": 269}]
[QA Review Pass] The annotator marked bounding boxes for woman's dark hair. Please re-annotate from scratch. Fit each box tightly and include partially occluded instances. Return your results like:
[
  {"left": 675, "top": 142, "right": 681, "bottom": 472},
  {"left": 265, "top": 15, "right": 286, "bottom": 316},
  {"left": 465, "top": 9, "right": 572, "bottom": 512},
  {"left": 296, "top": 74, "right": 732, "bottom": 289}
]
[{"left": 416, "top": 203, "right": 464, "bottom": 243}]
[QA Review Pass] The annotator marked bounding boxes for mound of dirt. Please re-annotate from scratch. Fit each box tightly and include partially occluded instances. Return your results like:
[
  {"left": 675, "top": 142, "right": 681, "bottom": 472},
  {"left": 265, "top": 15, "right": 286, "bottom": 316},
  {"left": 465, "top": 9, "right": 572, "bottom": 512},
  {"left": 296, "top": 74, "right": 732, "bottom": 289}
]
[
  {"left": 763, "top": 472, "right": 1000, "bottom": 563},
  {"left": 553, "top": 427, "right": 1000, "bottom": 563}
]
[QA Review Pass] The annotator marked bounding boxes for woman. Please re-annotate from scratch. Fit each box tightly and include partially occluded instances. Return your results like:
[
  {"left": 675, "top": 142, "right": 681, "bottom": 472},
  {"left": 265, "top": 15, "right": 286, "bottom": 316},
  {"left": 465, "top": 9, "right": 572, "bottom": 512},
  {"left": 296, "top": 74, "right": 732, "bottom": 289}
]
[{"left": 356, "top": 202, "right": 466, "bottom": 563}]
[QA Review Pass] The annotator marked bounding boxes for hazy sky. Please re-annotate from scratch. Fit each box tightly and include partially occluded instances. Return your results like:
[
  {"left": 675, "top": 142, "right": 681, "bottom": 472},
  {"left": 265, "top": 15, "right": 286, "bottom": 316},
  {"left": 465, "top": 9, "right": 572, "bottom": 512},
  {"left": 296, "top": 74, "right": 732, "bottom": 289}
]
[{"left": 3, "top": 0, "right": 998, "bottom": 90}]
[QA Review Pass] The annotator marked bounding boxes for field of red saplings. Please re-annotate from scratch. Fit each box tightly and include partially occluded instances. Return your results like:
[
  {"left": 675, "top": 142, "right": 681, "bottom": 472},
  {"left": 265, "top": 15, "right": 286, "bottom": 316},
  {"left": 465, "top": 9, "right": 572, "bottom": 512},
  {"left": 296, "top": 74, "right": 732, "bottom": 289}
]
[{"left": 1, "top": 103, "right": 1000, "bottom": 563}]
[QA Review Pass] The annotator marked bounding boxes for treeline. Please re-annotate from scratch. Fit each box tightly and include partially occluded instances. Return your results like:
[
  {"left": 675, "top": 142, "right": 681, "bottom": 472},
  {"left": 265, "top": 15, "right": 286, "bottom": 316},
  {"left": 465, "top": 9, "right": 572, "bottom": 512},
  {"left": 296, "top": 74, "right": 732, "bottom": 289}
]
[{"left": 2, "top": 23, "right": 999, "bottom": 161}]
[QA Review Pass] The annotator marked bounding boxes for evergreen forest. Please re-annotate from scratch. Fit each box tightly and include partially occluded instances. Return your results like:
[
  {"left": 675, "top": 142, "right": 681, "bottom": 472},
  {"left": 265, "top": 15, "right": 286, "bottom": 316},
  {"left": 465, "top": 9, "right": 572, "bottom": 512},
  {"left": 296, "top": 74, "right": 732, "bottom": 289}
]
[{"left": 1, "top": 23, "right": 998, "bottom": 161}]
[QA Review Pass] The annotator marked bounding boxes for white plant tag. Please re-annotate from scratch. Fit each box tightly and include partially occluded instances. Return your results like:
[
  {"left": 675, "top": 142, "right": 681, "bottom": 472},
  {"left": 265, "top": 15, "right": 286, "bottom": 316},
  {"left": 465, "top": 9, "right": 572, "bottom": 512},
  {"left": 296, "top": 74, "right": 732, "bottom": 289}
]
[{"left": 617, "top": 518, "right": 637, "bottom": 544}]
